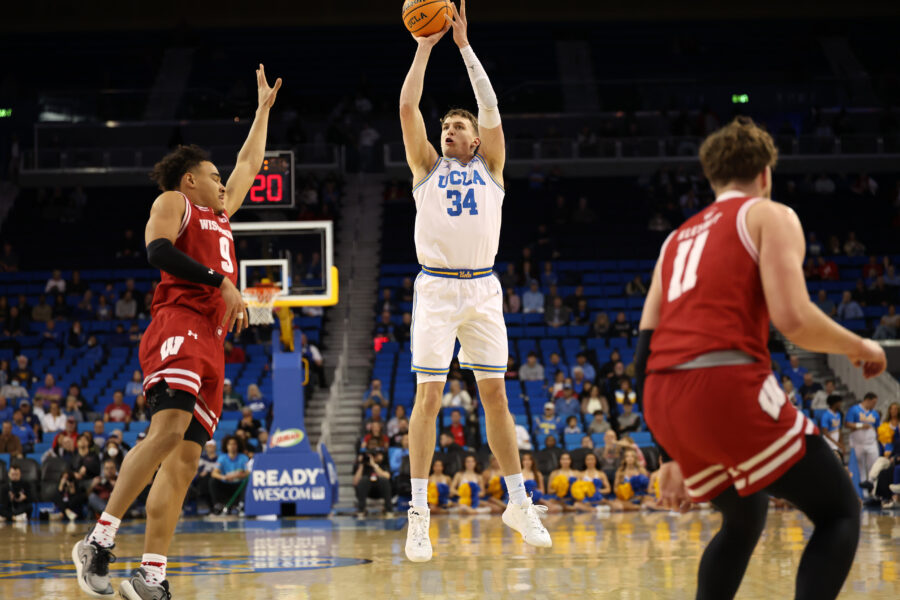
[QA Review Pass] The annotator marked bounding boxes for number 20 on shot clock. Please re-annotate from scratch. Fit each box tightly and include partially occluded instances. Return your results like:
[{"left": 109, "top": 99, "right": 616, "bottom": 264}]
[{"left": 243, "top": 150, "right": 295, "bottom": 208}]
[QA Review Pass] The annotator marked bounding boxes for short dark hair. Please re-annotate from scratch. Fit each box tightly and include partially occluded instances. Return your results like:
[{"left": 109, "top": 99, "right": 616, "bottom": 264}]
[
  {"left": 864, "top": 392, "right": 878, "bottom": 401},
  {"left": 150, "top": 144, "right": 210, "bottom": 191},
  {"left": 699, "top": 116, "right": 778, "bottom": 188},
  {"left": 527, "top": 351, "right": 537, "bottom": 359},
  {"left": 825, "top": 378, "right": 834, "bottom": 385},
  {"left": 827, "top": 394, "right": 843, "bottom": 408},
  {"left": 440, "top": 108, "right": 478, "bottom": 136}
]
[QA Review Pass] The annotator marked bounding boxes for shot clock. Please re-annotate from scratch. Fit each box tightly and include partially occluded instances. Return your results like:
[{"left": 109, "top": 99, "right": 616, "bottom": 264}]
[{"left": 243, "top": 150, "right": 295, "bottom": 209}]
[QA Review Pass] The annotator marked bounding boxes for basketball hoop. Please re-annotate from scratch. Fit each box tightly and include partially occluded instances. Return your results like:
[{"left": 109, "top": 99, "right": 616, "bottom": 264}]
[{"left": 244, "top": 284, "right": 282, "bottom": 325}]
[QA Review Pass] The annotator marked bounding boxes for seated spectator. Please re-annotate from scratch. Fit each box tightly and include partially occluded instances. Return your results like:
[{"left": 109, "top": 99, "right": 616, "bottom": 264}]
[
  {"left": 843, "top": 231, "right": 865, "bottom": 257},
  {"left": 31, "top": 295, "right": 53, "bottom": 322},
  {"left": 237, "top": 407, "right": 262, "bottom": 438},
  {"left": 614, "top": 380, "right": 638, "bottom": 407},
  {"left": 873, "top": 305, "right": 900, "bottom": 339},
  {"left": 540, "top": 261, "right": 557, "bottom": 287},
  {"left": 0, "top": 396, "right": 12, "bottom": 424},
  {"left": 811, "top": 378, "right": 836, "bottom": 411},
  {"left": 74, "top": 291, "right": 94, "bottom": 321},
  {"left": 597, "top": 430, "right": 621, "bottom": 473},
  {"left": 518, "top": 352, "right": 545, "bottom": 382},
  {"left": 95, "top": 296, "right": 112, "bottom": 320},
  {"left": 581, "top": 386, "right": 609, "bottom": 416},
  {"left": 837, "top": 291, "right": 863, "bottom": 320},
  {"left": 222, "top": 379, "right": 243, "bottom": 411},
  {"left": 87, "top": 459, "right": 118, "bottom": 517},
  {"left": 564, "top": 285, "right": 586, "bottom": 312},
  {"left": 609, "top": 312, "right": 632, "bottom": 339},
  {"left": 10, "top": 410, "right": 35, "bottom": 453},
  {"left": 448, "top": 410, "right": 467, "bottom": 447},
  {"left": 546, "top": 352, "right": 568, "bottom": 381},
  {"left": 868, "top": 276, "right": 893, "bottom": 306},
  {"left": 534, "top": 403, "right": 562, "bottom": 437},
  {"left": 40, "top": 398, "right": 67, "bottom": 435},
  {"left": 114, "top": 290, "right": 137, "bottom": 320},
  {"left": 131, "top": 394, "right": 150, "bottom": 423},
  {"left": 354, "top": 447, "right": 393, "bottom": 517},
  {"left": 389, "top": 418, "right": 409, "bottom": 447},
  {"left": 572, "top": 299, "right": 590, "bottom": 326},
  {"left": 68, "top": 270, "right": 87, "bottom": 296},
  {"left": 362, "top": 421, "right": 389, "bottom": 448},
  {"left": 505, "top": 356, "right": 519, "bottom": 380},
  {"left": 210, "top": 436, "right": 250, "bottom": 514},
  {"left": 245, "top": 384, "right": 272, "bottom": 424},
  {"left": 543, "top": 284, "right": 561, "bottom": 314},
  {"left": 798, "top": 373, "right": 823, "bottom": 412},
  {"left": 589, "top": 410, "right": 611, "bottom": 435},
  {"left": 52, "top": 416, "right": 79, "bottom": 449},
  {"left": 780, "top": 375, "right": 799, "bottom": 408},
  {"left": 500, "top": 263, "right": 519, "bottom": 290},
  {"left": 625, "top": 275, "right": 647, "bottom": 297},
  {"left": 0, "top": 420, "right": 23, "bottom": 456},
  {"left": 399, "top": 277, "right": 414, "bottom": 303},
  {"left": 374, "top": 310, "right": 395, "bottom": 341},
  {"left": 0, "top": 466, "right": 32, "bottom": 522},
  {"left": 504, "top": 287, "right": 521, "bottom": 314},
  {"left": 784, "top": 355, "right": 807, "bottom": 392},
  {"left": 817, "top": 256, "right": 839, "bottom": 281},
  {"left": 107, "top": 324, "right": 129, "bottom": 347},
  {"left": 125, "top": 370, "right": 143, "bottom": 397},
  {"left": 522, "top": 280, "right": 545, "bottom": 314},
  {"left": 91, "top": 420, "right": 107, "bottom": 450},
  {"left": 377, "top": 288, "right": 396, "bottom": 315},
  {"left": 386, "top": 405, "right": 408, "bottom": 439},
  {"left": 395, "top": 312, "right": 411, "bottom": 344},
  {"left": 51, "top": 295, "right": 69, "bottom": 321},
  {"left": 56, "top": 469, "right": 88, "bottom": 521},
  {"left": 224, "top": 340, "right": 246, "bottom": 364},
  {"left": 364, "top": 404, "right": 385, "bottom": 433},
  {"left": 67, "top": 320, "right": 87, "bottom": 349},
  {"left": 885, "top": 265, "right": 900, "bottom": 288},
  {"left": 434, "top": 431, "right": 465, "bottom": 477},
  {"left": 188, "top": 440, "right": 219, "bottom": 512},
  {"left": 81, "top": 336, "right": 104, "bottom": 367},
  {"left": 34, "top": 373, "right": 63, "bottom": 405},
  {"left": 10, "top": 355, "right": 34, "bottom": 385},
  {"left": 591, "top": 312, "right": 611, "bottom": 339},
  {"left": 545, "top": 296, "right": 571, "bottom": 328},
  {"left": 863, "top": 255, "right": 883, "bottom": 280},
  {"left": 571, "top": 367, "right": 587, "bottom": 395},
  {"left": 2, "top": 306, "right": 24, "bottom": 336},
  {"left": 71, "top": 432, "right": 102, "bottom": 486},
  {"left": 45, "top": 269, "right": 66, "bottom": 294},
  {"left": 47, "top": 434, "right": 78, "bottom": 469},
  {"left": 442, "top": 378, "right": 473, "bottom": 415},
  {"left": 852, "top": 279, "right": 868, "bottom": 305},
  {"left": 1, "top": 382, "right": 28, "bottom": 408},
  {"left": 103, "top": 391, "right": 131, "bottom": 423},
  {"left": 363, "top": 379, "right": 390, "bottom": 410},
  {"left": 606, "top": 361, "right": 630, "bottom": 396},
  {"left": 515, "top": 423, "right": 533, "bottom": 451},
  {"left": 814, "top": 290, "right": 836, "bottom": 317},
  {"left": 42, "top": 320, "right": 62, "bottom": 347},
  {"left": 573, "top": 353, "right": 596, "bottom": 383},
  {"left": 563, "top": 415, "right": 583, "bottom": 435},
  {"left": 616, "top": 400, "right": 641, "bottom": 434},
  {"left": 803, "top": 257, "right": 818, "bottom": 280}
]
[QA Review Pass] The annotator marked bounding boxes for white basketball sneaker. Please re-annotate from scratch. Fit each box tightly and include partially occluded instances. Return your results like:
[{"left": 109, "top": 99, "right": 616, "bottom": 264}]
[
  {"left": 405, "top": 507, "right": 433, "bottom": 562},
  {"left": 502, "top": 496, "right": 552, "bottom": 548}
]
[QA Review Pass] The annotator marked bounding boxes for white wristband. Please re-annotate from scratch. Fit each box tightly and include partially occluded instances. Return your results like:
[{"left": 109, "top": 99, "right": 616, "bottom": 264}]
[{"left": 460, "top": 45, "right": 501, "bottom": 128}]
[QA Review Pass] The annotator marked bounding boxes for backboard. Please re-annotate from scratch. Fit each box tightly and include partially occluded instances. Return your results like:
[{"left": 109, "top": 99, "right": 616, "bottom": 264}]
[{"left": 230, "top": 220, "right": 338, "bottom": 307}]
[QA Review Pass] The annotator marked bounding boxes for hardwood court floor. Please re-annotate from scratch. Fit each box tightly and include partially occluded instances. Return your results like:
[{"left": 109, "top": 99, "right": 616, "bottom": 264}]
[{"left": 0, "top": 509, "right": 898, "bottom": 599}]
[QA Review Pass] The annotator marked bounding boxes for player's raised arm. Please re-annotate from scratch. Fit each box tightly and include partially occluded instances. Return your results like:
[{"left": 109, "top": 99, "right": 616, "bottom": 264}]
[
  {"left": 752, "top": 200, "right": 886, "bottom": 377},
  {"left": 224, "top": 64, "right": 282, "bottom": 217},
  {"left": 400, "top": 24, "right": 449, "bottom": 184},
  {"left": 447, "top": 0, "right": 505, "bottom": 181}
]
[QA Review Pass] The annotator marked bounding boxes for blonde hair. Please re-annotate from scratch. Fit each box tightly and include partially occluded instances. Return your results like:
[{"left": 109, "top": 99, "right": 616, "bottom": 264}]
[{"left": 440, "top": 108, "right": 479, "bottom": 136}]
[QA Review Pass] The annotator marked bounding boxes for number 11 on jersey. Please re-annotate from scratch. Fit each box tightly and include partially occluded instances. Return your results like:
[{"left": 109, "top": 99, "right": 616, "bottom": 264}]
[{"left": 668, "top": 230, "right": 709, "bottom": 302}]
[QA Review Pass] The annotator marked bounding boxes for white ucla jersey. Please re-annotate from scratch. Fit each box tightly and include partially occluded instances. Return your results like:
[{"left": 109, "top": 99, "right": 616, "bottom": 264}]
[{"left": 412, "top": 154, "right": 504, "bottom": 269}]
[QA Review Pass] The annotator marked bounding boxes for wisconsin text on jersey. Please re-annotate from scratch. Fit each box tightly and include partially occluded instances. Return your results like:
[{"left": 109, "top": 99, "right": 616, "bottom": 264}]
[
  {"left": 199, "top": 218, "right": 234, "bottom": 240},
  {"left": 676, "top": 208, "right": 722, "bottom": 241}
]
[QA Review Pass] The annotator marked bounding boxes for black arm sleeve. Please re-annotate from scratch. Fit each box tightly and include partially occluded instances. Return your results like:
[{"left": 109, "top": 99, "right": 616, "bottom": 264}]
[
  {"left": 633, "top": 328, "right": 672, "bottom": 463},
  {"left": 146, "top": 238, "right": 225, "bottom": 288}
]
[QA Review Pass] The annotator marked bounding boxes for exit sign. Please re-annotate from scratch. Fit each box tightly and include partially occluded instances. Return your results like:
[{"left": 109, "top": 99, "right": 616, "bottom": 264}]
[
  {"left": 0, "top": 108, "right": 11, "bottom": 118},
  {"left": 731, "top": 94, "right": 749, "bottom": 104}
]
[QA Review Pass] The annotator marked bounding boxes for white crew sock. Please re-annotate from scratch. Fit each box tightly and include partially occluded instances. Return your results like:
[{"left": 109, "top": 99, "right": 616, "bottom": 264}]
[
  {"left": 411, "top": 478, "right": 429, "bottom": 508},
  {"left": 140, "top": 553, "right": 167, "bottom": 586},
  {"left": 87, "top": 512, "right": 121, "bottom": 548},
  {"left": 505, "top": 473, "right": 527, "bottom": 505}
]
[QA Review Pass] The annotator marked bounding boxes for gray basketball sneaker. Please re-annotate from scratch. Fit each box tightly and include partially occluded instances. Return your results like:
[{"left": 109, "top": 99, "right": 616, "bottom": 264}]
[
  {"left": 72, "top": 535, "right": 116, "bottom": 597},
  {"left": 119, "top": 567, "right": 172, "bottom": 600}
]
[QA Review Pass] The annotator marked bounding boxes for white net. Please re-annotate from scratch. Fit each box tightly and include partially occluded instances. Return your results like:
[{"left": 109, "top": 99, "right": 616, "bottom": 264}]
[{"left": 244, "top": 285, "right": 281, "bottom": 325}]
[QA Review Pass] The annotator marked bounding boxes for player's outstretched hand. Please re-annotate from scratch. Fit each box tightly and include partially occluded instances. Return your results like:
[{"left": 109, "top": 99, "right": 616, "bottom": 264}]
[
  {"left": 220, "top": 278, "right": 249, "bottom": 335},
  {"left": 256, "top": 63, "right": 282, "bottom": 110},
  {"left": 445, "top": 0, "right": 469, "bottom": 48},
  {"left": 658, "top": 461, "right": 691, "bottom": 513},
  {"left": 414, "top": 21, "right": 450, "bottom": 47},
  {"left": 848, "top": 338, "right": 887, "bottom": 379}
]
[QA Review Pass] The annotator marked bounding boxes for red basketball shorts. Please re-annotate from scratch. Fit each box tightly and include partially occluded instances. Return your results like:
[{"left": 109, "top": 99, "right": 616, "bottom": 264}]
[
  {"left": 645, "top": 363, "right": 818, "bottom": 502},
  {"left": 139, "top": 307, "right": 224, "bottom": 438}
]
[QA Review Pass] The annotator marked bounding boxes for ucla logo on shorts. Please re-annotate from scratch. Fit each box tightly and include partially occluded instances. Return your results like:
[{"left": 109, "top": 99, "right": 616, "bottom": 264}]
[
  {"left": 458, "top": 270, "right": 473, "bottom": 279},
  {"left": 438, "top": 170, "right": 485, "bottom": 188}
]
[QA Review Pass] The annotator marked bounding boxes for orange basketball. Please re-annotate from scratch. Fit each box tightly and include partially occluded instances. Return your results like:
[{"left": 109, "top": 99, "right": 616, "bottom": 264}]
[{"left": 402, "top": 0, "right": 452, "bottom": 37}]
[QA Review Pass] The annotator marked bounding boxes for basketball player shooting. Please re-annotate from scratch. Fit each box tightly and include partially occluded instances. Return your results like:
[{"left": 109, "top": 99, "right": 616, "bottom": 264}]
[
  {"left": 634, "top": 117, "right": 886, "bottom": 600},
  {"left": 72, "top": 65, "right": 281, "bottom": 600},
  {"left": 399, "top": 0, "right": 551, "bottom": 562}
]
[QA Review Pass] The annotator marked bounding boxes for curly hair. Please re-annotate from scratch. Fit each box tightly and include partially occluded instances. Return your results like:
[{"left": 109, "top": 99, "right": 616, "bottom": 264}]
[
  {"left": 699, "top": 116, "right": 778, "bottom": 187},
  {"left": 149, "top": 144, "right": 210, "bottom": 191}
]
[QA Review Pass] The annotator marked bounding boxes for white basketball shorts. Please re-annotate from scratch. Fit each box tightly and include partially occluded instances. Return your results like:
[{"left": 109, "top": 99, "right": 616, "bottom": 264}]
[{"left": 411, "top": 270, "right": 508, "bottom": 383}]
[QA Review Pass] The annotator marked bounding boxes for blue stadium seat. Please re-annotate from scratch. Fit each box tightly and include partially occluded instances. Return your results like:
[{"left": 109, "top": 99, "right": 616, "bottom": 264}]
[{"left": 564, "top": 433, "right": 583, "bottom": 449}]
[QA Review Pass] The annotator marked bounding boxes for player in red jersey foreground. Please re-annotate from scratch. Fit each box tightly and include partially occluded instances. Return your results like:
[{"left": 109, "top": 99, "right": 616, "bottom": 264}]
[
  {"left": 634, "top": 117, "right": 886, "bottom": 600},
  {"left": 73, "top": 65, "right": 281, "bottom": 600}
]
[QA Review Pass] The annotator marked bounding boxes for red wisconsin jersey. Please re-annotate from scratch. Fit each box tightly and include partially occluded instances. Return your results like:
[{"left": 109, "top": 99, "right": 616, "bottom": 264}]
[
  {"left": 150, "top": 193, "right": 238, "bottom": 330},
  {"left": 648, "top": 191, "right": 771, "bottom": 371}
]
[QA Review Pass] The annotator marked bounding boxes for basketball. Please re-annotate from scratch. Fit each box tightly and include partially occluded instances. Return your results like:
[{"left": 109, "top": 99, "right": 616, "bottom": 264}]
[{"left": 402, "top": 0, "right": 451, "bottom": 37}]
